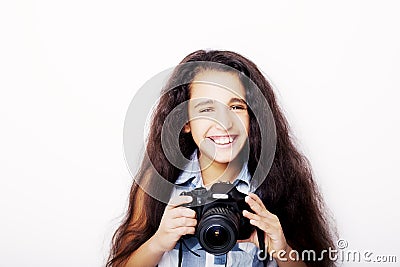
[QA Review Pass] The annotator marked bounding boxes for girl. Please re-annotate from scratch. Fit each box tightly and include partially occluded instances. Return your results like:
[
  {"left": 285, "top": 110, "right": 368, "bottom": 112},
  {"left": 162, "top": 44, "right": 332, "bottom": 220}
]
[{"left": 107, "top": 50, "right": 336, "bottom": 267}]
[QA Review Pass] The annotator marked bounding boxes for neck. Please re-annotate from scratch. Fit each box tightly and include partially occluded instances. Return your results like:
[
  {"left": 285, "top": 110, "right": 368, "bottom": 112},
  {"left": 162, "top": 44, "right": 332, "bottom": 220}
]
[{"left": 198, "top": 154, "right": 243, "bottom": 187}]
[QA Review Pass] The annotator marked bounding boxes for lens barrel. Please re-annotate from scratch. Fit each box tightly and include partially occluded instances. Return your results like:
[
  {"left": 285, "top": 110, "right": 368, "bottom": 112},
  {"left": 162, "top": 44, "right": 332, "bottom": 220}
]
[{"left": 197, "top": 206, "right": 240, "bottom": 255}]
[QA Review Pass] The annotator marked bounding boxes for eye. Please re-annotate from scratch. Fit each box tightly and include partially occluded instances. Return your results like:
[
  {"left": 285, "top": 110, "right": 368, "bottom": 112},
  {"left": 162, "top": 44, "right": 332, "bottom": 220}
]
[
  {"left": 230, "top": 105, "right": 247, "bottom": 111},
  {"left": 199, "top": 107, "right": 214, "bottom": 113}
]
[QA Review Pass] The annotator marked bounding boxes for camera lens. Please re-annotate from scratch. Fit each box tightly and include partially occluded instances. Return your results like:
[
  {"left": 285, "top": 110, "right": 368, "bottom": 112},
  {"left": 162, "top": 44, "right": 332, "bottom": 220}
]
[
  {"left": 197, "top": 206, "right": 240, "bottom": 255},
  {"left": 205, "top": 225, "right": 229, "bottom": 247}
]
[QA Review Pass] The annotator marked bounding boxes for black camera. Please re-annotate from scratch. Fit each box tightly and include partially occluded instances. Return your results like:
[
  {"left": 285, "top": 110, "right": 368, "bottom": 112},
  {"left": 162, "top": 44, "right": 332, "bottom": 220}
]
[{"left": 180, "top": 182, "right": 255, "bottom": 255}]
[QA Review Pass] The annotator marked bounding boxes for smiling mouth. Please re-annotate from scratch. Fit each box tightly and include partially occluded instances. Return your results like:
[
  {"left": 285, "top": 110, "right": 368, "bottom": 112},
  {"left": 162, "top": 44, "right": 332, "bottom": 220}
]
[{"left": 207, "top": 135, "right": 236, "bottom": 145}]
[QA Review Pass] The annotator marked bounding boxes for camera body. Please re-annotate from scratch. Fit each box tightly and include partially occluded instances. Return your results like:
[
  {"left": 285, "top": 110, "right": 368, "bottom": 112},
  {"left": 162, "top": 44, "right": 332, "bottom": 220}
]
[{"left": 180, "top": 182, "right": 255, "bottom": 255}]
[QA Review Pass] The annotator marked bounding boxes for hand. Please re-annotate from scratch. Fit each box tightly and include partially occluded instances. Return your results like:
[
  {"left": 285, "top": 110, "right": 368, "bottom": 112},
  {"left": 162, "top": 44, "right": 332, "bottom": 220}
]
[
  {"left": 153, "top": 195, "right": 197, "bottom": 252},
  {"left": 239, "top": 193, "right": 288, "bottom": 255}
]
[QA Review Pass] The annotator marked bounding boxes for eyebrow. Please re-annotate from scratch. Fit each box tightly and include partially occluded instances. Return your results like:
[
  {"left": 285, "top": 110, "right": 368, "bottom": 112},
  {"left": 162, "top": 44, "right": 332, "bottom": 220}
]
[
  {"left": 193, "top": 99, "right": 214, "bottom": 109},
  {"left": 193, "top": 98, "right": 247, "bottom": 109},
  {"left": 230, "top": 98, "right": 247, "bottom": 105}
]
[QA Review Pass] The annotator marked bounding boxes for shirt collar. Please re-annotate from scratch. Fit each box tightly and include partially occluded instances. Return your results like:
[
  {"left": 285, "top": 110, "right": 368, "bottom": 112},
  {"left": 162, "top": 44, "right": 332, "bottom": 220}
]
[{"left": 174, "top": 150, "right": 202, "bottom": 186}]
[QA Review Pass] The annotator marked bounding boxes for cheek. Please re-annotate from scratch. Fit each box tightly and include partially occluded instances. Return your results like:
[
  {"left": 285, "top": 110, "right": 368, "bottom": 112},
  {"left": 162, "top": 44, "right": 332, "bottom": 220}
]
[
  {"left": 237, "top": 115, "right": 250, "bottom": 134},
  {"left": 189, "top": 119, "right": 210, "bottom": 139}
]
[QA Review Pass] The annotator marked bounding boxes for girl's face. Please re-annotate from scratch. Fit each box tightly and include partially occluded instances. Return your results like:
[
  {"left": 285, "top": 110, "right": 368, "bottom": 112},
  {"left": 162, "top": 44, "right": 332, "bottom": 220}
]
[{"left": 185, "top": 70, "right": 250, "bottom": 165}]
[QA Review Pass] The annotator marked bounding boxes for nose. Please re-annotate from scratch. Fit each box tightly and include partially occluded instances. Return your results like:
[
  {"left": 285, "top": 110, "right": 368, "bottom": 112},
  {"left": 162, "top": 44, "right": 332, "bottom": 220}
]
[{"left": 215, "top": 106, "right": 233, "bottom": 131}]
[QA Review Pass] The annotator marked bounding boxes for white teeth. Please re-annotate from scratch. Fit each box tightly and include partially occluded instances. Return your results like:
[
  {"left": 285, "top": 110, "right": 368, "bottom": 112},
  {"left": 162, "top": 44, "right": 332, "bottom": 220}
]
[{"left": 212, "top": 137, "right": 234, "bottom": 145}]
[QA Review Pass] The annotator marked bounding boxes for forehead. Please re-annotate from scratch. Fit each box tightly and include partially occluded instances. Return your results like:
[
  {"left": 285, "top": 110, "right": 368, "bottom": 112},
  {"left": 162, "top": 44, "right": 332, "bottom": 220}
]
[{"left": 189, "top": 70, "right": 246, "bottom": 102}]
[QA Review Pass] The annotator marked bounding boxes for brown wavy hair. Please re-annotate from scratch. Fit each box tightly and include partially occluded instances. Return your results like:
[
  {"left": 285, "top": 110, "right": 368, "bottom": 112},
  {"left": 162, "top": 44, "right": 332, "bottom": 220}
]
[{"left": 106, "top": 50, "right": 337, "bottom": 267}]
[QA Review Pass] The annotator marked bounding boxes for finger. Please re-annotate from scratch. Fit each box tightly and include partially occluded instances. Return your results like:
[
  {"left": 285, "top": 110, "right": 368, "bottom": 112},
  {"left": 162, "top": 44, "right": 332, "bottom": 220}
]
[
  {"left": 246, "top": 194, "right": 276, "bottom": 218},
  {"left": 175, "top": 226, "right": 196, "bottom": 237},
  {"left": 248, "top": 193, "right": 267, "bottom": 210},
  {"left": 249, "top": 218, "right": 284, "bottom": 242},
  {"left": 167, "top": 195, "right": 193, "bottom": 209},
  {"left": 249, "top": 218, "right": 270, "bottom": 233},
  {"left": 237, "top": 238, "right": 254, "bottom": 245},
  {"left": 244, "top": 211, "right": 274, "bottom": 231},
  {"left": 170, "top": 217, "right": 197, "bottom": 229},
  {"left": 244, "top": 210, "right": 281, "bottom": 232},
  {"left": 243, "top": 209, "right": 260, "bottom": 221},
  {"left": 168, "top": 206, "right": 196, "bottom": 218},
  {"left": 245, "top": 195, "right": 268, "bottom": 217},
  {"left": 248, "top": 194, "right": 276, "bottom": 218}
]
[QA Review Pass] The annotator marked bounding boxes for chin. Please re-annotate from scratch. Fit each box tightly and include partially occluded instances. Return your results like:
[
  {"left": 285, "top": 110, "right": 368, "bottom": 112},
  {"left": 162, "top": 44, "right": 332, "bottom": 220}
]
[
  {"left": 212, "top": 152, "right": 241, "bottom": 164},
  {"left": 200, "top": 144, "right": 246, "bottom": 165},
  {"left": 213, "top": 158, "right": 233, "bottom": 164}
]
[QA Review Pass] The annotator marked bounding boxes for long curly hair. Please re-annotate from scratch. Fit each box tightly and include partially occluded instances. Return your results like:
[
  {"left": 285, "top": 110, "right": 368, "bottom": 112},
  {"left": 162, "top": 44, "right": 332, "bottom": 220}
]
[{"left": 106, "top": 50, "right": 337, "bottom": 267}]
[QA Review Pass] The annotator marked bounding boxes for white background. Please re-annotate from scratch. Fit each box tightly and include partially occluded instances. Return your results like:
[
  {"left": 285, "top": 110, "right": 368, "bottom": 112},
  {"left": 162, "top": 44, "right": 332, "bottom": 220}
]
[{"left": 1, "top": 1, "right": 399, "bottom": 266}]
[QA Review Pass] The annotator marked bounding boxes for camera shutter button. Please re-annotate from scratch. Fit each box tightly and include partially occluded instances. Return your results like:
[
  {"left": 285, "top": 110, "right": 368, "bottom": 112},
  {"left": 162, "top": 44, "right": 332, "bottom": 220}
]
[
  {"left": 192, "top": 188, "right": 206, "bottom": 205},
  {"left": 193, "top": 187, "right": 207, "bottom": 195}
]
